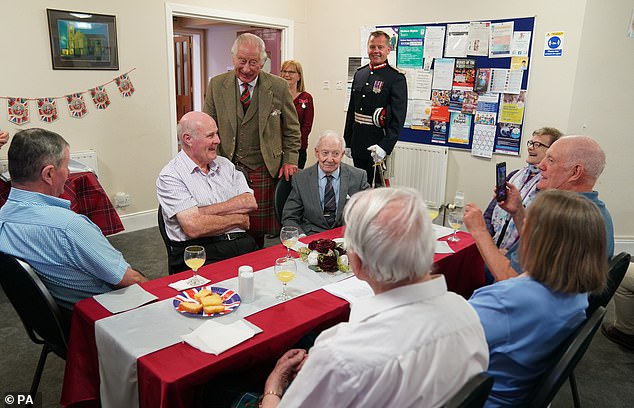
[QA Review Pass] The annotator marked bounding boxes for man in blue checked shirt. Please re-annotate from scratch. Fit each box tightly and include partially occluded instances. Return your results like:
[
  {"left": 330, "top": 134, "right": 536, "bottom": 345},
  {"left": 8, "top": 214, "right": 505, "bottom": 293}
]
[{"left": 0, "top": 128, "right": 146, "bottom": 330}]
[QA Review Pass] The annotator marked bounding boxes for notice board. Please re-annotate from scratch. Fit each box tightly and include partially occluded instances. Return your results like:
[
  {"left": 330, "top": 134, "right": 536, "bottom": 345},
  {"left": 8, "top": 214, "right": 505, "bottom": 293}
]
[{"left": 375, "top": 16, "right": 535, "bottom": 158}]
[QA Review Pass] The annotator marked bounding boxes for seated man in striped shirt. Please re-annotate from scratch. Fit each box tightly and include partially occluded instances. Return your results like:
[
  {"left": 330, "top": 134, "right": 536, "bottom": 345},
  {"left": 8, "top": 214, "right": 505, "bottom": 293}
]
[
  {"left": 156, "top": 111, "right": 259, "bottom": 273},
  {"left": 0, "top": 128, "right": 147, "bottom": 329}
]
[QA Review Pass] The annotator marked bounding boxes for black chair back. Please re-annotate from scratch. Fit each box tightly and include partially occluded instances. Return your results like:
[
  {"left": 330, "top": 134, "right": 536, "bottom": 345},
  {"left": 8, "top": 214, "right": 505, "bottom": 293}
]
[
  {"left": 443, "top": 373, "right": 493, "bottom": 408},
  {"left": 587, "top": 252, "right": 631, "bottom": 316},
  {"left": 274, "top": 177, "right": 293, "bottom": 223},
  {"left": 157, "top": 205, "right": 182, "bottom": 275},
  {"left": 0, "top": 252, "right": 68, "bottom": 395},
  {"left": 529, "top": 306, "right": 607, "bottom": 408}
]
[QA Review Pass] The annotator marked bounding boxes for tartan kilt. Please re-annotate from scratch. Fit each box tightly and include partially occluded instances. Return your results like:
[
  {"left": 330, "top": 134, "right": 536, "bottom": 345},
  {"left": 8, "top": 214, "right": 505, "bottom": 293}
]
[{"left": 245, "top": 165, "right": 280, "bottom": 236}]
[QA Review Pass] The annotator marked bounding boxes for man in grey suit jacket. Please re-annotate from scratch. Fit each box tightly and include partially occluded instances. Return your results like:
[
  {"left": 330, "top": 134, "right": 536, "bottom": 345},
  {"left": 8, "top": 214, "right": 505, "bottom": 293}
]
[
  {"left": 282, "top": 130, "right": 370, "bottom": 236},
  {"left": 204, "top": 33, "right": 301, "bottom": 246}
]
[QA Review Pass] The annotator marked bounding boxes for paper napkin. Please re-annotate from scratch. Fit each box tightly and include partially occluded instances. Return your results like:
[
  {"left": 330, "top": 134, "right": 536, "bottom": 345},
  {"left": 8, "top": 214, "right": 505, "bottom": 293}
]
[
  {"left": 181, "top": 319, "right": 262, "bottom": 355},
  {"left": 168, "top": 277, "right": 212, "bottom": 291},
  {"left": 93, "top": 284, "right": 158, "bottom": 314}
]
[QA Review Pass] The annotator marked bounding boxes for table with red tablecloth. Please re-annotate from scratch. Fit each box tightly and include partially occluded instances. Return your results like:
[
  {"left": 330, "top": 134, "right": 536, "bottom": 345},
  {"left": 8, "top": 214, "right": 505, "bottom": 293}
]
[
  {"left": 0, "top": 172, "right": 124, "bottom": 236},
  {"left": 61, "top": 227, "right": 484, "bottom": 408}
]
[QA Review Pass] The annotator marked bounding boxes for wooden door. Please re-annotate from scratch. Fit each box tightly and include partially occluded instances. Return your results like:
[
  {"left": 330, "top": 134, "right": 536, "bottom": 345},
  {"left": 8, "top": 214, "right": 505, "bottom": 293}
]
[{"left": 174, "top": 35, "right": 193, "bottom": 121}]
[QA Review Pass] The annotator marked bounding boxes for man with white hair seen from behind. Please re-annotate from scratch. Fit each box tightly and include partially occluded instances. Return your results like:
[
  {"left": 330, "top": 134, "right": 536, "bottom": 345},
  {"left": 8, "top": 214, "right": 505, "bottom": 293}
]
[{"left": 257, "top": 187, "right": 488, "bottom": 408}]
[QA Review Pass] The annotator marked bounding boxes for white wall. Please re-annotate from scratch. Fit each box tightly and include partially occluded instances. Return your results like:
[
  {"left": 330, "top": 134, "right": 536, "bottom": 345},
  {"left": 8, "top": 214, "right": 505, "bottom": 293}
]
[
  {"left": 205, "top": 24, "right": 246, "bottom": 81},
  {"left": 1, "top": 0, "right": 632, "bottom": 243}
]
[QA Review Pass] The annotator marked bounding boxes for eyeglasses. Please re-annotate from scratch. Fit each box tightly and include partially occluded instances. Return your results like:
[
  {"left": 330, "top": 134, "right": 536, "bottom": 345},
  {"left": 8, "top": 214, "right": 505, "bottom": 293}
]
[
  {"left": 527, "top": 140, "right": 550, "bottom": 149},
  {"left": 281, "top": 70, "right": 298, "bottom": 75}
]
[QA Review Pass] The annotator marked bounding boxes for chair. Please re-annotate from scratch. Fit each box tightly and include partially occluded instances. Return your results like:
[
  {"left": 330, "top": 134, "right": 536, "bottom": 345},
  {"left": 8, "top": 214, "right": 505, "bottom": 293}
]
[
  {"left": 443, "top": 372, "right": 493, "bottom": 408},
  {"left": 274, "top": 177, "right": 293, "bottom": 223},
  {"left": 0, "top": 253, "right": 67, "bottom": 397},
  {"left": 157, "top": 205, "right": 181, "bottom": 275},
  {"left": 529, "top": 306, "right": 607, "bottom": 408},
  {"left": 587, "top": 252, "right": 631, "bottom": 316}
]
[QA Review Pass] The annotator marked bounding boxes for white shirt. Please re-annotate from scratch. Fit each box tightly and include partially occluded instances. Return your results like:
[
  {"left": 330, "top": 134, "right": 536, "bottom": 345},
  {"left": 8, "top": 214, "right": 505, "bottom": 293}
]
[
  {"left": 156, "top": 151, "right": 253, "bottom": 241},
  {"left": 280, "top": 276, "right": 489, "bottom": 408}
]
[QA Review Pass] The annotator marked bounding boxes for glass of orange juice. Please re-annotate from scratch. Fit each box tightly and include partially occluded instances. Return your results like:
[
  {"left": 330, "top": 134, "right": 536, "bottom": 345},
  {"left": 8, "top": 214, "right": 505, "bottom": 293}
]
[{"left": 274, "top": 257, "right": 296, "bottom": 300}]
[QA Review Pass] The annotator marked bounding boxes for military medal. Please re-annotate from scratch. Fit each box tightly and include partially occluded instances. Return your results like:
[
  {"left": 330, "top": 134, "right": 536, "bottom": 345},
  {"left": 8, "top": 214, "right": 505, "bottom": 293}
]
[{"left": 372, "top": 81, "right": 384, "bottom": 94}]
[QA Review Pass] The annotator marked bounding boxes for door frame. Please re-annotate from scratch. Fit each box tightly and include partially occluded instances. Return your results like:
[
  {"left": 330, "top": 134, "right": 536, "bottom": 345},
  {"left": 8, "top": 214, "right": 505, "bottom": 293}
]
[{"left": 164, "top": 3, "right": 295, "bottom": 155}]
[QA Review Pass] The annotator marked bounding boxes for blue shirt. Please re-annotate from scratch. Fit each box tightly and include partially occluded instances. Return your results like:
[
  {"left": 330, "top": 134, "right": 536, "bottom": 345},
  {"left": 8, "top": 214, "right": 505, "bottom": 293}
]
[
  {"left": 0, "top": 188, "right": 129, "bottom": 310},
  {"left": 317, "top": 166, "right": 340, "bottom": 209},
  {"left": 469, "top": 276, "right": 588, "bottom": 407}
]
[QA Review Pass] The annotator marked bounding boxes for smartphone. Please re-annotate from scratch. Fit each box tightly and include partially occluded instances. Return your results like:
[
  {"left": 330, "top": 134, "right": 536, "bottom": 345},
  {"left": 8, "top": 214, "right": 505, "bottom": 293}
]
[{"left": 495, "top": 162, "right": 507, "bottom": 202}]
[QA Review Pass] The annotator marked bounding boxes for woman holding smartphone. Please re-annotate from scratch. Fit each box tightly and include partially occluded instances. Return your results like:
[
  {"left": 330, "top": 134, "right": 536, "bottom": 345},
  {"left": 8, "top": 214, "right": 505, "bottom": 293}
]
[{"left": 483, "top": 127, "right": 562, "bottom": 251}]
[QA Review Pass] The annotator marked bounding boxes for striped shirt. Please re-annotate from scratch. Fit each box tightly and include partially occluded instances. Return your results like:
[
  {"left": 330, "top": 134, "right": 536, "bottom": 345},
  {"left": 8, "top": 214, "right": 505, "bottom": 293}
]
[
  {"left": 0, "top": 188, "right": 129, "bottom": 310},
  {"left": 156, "top": 151, "right": 253, "bottom": 241}
]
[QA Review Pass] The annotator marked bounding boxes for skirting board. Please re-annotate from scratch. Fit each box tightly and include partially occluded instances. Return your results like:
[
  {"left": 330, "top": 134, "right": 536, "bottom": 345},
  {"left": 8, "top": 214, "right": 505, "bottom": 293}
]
[
  {"left": 112, "top": 208, "right": 634, "bottom": 256},
  {"left": 114, "top": 209, "right": 158, "bottom": 235}
]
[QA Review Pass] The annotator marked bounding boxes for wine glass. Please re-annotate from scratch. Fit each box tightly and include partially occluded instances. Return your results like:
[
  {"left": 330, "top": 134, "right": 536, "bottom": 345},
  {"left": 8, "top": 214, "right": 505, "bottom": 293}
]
[
  {"left": 426, "top": 202, "right": 440, "bottom": 222},
  {"left": 447, "top": 210, "right": 463, "bottom": 242},
  {"left": 280, "top": 226, "right": 299, "bottom": 259},
  {"left": 274, "top": 257, "right": 296, "bottom": 300},
  {"left": 184, "top": 245, "right": 206, "bottom": 286}
]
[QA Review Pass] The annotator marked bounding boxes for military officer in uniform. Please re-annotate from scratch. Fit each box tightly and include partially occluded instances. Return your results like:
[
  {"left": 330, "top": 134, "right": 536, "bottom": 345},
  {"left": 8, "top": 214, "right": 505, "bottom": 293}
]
[{"left": 343, "top": 30, "right": 408, "bottom": 187}]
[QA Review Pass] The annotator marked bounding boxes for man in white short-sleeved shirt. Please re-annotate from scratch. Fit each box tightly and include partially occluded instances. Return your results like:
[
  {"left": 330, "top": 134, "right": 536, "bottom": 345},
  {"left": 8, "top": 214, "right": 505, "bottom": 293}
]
[
  {"left": 156, "top": 111, "right": 258, "bottom": 273},
  {"left": 258, "top": 187, "right": 489, "bottom": 408}
]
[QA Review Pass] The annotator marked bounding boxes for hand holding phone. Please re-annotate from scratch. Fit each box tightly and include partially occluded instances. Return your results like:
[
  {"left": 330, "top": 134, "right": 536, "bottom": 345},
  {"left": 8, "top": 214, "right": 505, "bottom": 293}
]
[{"left": 495, "top": 162, "right": 507, "bottom": 202}]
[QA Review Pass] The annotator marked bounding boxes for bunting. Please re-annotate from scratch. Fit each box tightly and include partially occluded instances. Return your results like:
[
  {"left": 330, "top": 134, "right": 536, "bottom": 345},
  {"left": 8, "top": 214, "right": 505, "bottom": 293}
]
[
  {"left": 115, "top": 74, "right": 135, "bottom": 97},
  {"left": 7, "top": 97, "right": 29, "bottom": 125},
  {"left": 66, "top": 93, "right": 88, "bottom": 119},
  {"left": 37, "top": 97, "right": 58, "bottom": 123},
  {"left": 0, "top": 68, "right": 136, "bottom": 124},
  {"left": 90, "top": 86, "right": 110, "bottom": 109}
]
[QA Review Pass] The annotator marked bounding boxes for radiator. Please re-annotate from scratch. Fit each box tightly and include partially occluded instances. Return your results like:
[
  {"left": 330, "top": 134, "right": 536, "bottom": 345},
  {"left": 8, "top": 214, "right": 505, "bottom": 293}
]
[
  {"left": 387, "top": 142, "right": 448, "bottom": 208},
  {"left": 0, "top": 150, "right": 98, "bottom": 177}
]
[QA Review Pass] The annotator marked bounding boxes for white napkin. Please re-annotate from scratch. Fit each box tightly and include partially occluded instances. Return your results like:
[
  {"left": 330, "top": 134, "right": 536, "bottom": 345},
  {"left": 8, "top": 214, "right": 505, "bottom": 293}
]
[
  {"left": 433, "top": 224, "right": 456, "bottom": 240},
  {"left": 181, "top": 319, "right": 262, "bottom": 355},
  {"left": 168, "top": 277, "right": 212, "bottom": 291},
  {"left": 93, "top": 284, "right": 158, "bottom": 314},
  {"left": 435, "top": 241, "right": 455, "bottom": 254},
  {"left": 323, "top": 276, "right": 373, "bottom": 303}
]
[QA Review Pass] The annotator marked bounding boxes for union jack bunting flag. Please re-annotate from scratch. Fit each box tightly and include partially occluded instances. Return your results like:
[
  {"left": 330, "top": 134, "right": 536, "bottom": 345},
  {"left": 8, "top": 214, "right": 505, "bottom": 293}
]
[
  {"left": 90, "top": 86, "right": 111, "bottom": 109},
  {"left": 7, "top": 97, "right": 29, "bottom": 125},
  {"left": 37, "top": 97, "right": 58, "bottom": 123},
  {"left": 66, "top": 93, "right": 88, "bottom": 119},
  {"left": 115, "top": 74, "right": 135, "bottom": 97}
]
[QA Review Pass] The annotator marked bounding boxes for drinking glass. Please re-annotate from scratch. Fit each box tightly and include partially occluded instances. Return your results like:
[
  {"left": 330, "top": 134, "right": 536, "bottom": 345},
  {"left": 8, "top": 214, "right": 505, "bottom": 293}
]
[
  {"left": 426, "top": 202, "right": 440, "bottom": 222},
  {"left": 184, "top": 245, "right": 206, "bottom": 286},
  {"left": 280, "top": 226, "right": 299, "bottom": 258},
  {"left": 447, "top": 210, "right": 463, "bottom": 242},
  {"left": 274, "top": 257, "right": 296, "bottom": 300}
]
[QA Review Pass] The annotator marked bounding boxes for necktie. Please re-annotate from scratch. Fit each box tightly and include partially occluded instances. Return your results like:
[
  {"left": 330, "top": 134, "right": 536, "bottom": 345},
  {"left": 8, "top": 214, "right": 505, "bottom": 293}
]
[
  {"left": 240, "top": 83, "right": 250, "bottom": 113},
  {"left": 323, "top": 175, "right": 336, "bottom": 227}
]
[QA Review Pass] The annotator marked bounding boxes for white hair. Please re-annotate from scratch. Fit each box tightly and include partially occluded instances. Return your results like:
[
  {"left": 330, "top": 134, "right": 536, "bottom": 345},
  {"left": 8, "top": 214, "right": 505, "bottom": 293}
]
[
  {"left": 231, "top": 33, "right": 267, "bottom": 64},
  {"left": 315, "top": 129, "right": 346, "bottom": 150},
  {"left": 344, "top": 187, "right": 434, "bottom": 283}
]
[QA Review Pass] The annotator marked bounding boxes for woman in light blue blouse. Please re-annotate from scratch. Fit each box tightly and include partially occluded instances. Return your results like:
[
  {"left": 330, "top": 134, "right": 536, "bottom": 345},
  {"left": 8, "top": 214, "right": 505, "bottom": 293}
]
[{"left": 470, "top": 190, "right": 608, "bottom": 407}]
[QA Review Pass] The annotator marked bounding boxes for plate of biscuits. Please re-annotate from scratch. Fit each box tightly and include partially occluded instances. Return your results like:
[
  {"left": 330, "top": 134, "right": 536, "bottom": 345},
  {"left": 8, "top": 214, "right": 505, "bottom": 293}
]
[{"left": 173, "top": 286, "right": 241, "bottom": 317}]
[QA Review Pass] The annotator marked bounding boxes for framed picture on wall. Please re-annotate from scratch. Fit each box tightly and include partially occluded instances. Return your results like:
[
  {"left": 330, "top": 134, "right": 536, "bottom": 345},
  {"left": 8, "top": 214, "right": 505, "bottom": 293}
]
[{"left": 47, "top": 9, "right": 119, "bottom": 70}]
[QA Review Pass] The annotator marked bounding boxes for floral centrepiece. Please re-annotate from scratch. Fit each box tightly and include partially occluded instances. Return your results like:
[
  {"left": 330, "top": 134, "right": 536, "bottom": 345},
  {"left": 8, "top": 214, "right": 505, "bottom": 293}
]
[{"left": 299, "top": 239, "right": 349, "bottom": 273}]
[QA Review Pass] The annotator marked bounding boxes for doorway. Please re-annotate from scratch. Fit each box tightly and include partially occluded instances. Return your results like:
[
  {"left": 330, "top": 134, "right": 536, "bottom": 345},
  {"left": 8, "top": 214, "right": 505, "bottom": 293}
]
[{"left": 165, "top": 4, "right": 295, "bottom": 154}]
